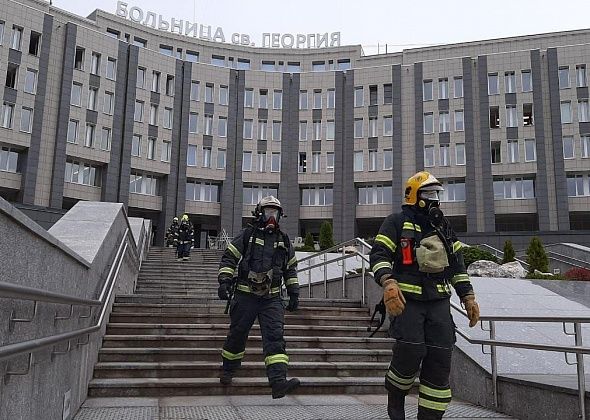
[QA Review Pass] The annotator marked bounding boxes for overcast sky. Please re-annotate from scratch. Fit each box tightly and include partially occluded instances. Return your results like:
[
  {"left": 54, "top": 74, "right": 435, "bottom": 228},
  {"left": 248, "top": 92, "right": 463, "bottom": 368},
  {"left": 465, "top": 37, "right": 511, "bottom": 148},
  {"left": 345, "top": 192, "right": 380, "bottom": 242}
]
[{"left": 53, "top": 0, "right": 590, "bottom": 55}]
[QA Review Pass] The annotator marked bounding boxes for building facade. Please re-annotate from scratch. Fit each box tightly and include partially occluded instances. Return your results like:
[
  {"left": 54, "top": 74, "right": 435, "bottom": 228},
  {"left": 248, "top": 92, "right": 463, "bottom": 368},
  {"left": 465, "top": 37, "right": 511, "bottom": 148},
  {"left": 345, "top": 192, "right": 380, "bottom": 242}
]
[{"left": 1, "top": 0, "right": 589, "bottom": 247}]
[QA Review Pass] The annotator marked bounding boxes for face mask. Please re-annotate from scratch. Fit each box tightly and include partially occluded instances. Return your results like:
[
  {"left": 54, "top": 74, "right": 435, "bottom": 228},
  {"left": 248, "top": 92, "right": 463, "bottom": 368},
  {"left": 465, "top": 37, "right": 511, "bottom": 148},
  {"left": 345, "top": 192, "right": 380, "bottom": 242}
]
[{"left": 262, "top": 208, "right": 280, "bottom": 231}]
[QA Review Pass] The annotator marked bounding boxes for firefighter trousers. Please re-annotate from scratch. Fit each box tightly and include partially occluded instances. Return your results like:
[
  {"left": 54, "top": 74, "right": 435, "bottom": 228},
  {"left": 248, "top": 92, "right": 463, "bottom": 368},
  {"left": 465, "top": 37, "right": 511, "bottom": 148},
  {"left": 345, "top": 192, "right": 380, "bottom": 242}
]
[
  {"left": 221, "top": 292, "right": 288, "bottom": 385},
  {"left": 385, "top": 298, "right": 455, "bottom": 420}
]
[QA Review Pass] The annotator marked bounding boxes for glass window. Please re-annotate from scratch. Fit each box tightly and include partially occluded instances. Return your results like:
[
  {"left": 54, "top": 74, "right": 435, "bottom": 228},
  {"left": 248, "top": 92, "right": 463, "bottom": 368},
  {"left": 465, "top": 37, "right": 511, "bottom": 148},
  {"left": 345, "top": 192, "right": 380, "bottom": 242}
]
[
  {"left": 354, "top": 87, "right": 364, "bottom": 107},
  {"left": 151, "top": 71, "right": 160, "bottom": 93},
  {"left": 506, "top": 105, "right": 518, "bottom": 127},
  {"left": 70, "top": 83, "right": 82, "bottom": 106},
  {"left": 136, "top": 67, "right": 145, "bottom": 88},
  {"left": 149, "top": 104, "right": 158, "bottom": 126},
  {"left": 272, "top": 121, "right": 281, "bottom": 141},
  {"left": 423, "top": 113, "right": 434, "bottom": 134},
  {"left": 218, "top": 117, "right": 227, "bottom": 137},
  {"left": 368, "top": 150, "right": 377, "bottom": 171},
  {"left": 186, "top": 51, "right": 199, "bottom": 63},
  {"left": 424, "top": 146, "right": 435, "bottom": 167},
  {"left": 577, "top": 65, "right": 587, "bottom": 87},
  {"left": 525, "top": 139, "right": 536, "bottom": 162},
  {"left": 11, "top": 26, "right": 22, "bottom": 50},
  {"left": 369, "top": 117, "right": 377, "bottom": 138},
  {"left": 299, "top": 90, "right": 308, "bottom": 110},
  {"left": 190, "top": 81, "right": 200, "bottom": 101},
  {"left": 161, "top": 141, "right": 171, "bottom": 162},
  {"left": 259, "top": 89, "right": 268, "bottom": 109},
  {"left": 205, "top": 84, "right": 213, "bottom": 103},
  {"left": 439, "top": 145, "right": 450, "bottom": 166},
  {"left": 67, "top": 120, "right": 78, "bottom": 143},
  {"left": 258, "top": 120, "right": 267, "bottom": 140},
  {"left": 354, "top": 151, "right": 363, "bottom": 172},
  {"left": 488, "top": 73, "right": 499, "bottom": 95},
  {"left": 74, "top": 47, "right": 84, "bottom": 70},
  {"left": 202, "top": 147, "right": 212, "bottom": 168},
  {"left": 287, "top": 62, "right": 301, "bottom": 72},
  {"left": 106, "top": 57, "right": 116, "bottom": 80},
  {"left": 0, "top": 102, "right": 14, "bottom": 129},
  {"left": 313, "top": 90, "right": 322, "bottom": 109},
  {"left": 271, "top": 152, "right": 281, "bottom": 172},
  {"left": 579, "top": 100, "right": 589, "bottom": 122},
  {"left": 20, "top": 107, "right": 32, "bottom": 133},
  {"left": 455, "top": 143, "right": 466, "bottom": 165},
  {"left": 423, "top": 80, "right": 433, "bottom": 101},
  {"left": 188, "top": 113, "right": 198, "bottom": 133},
  {"left": 563, "top": 136, "right": 575, "bottom": 159},
  {"left": 242, "top": 152, "right": 252, "bottom": 171},
  {"left": 217, "top": 149, "right": 226, "bottom": 169},
  {"left": 24, "top": 69, "right": 37, "bottom": 94},
  {"left": 326, "top": 120, "right": 335, "bottom": 140},
  {"left": 273, "top": 90, "right": 282, "bottom": 109},
  {"left": 522, "top": 70, "right": 533, "bottom": 92},
  {"left": 454, "top": 110, "right": 464, "bottom": 131},
  {"left": 383, "top": 116, "right": 393, "bottom": 136},
  {"left": 244, "top": 89, "right": 253, "bottom": 108},
  {"left": 312, "top": 61, "right": 325, "bottom": 72},
  {"left": 261, "top": 61, "right": 275, "bottom": 72},
  {"left": 5, "top": 62, "right": 18, "bottom": 89},
  {"left": 327, "top": 89, "right": 335, "bottom": 109},
  {"left": 299, "top": 121, "right": 307, "bottom": 141},
  {"left": 313, "top": 120, "right": 321, "bottom": 140},
  {"left": 490, "top": 106, "right": 500, "bottom": 128},
  {"left": 163, "top": 108, "right": 173, "bottom": 129},
  {"left": 104, "top": 92, "right": 114, "bottom": 115},
  {"left": 491, "top": 141, "right": 502, "bottom": 164},
  {"left": 90, "top": 52, "right": 100, "bottom": 75},
  {"left": 243, "top": 119, "right": 253, "bottom": 139},
  {"left": 219, "top": 85, "right": 228, "bottom": 105},
  {"left": 559, "top": 66, "right": 570, "bottom": 89},
  {"left": 507, "top": 140, "right": 519, "bottom": 163},
  {"left": 505, "top": 71, "right": 516, "bottom": 93},
  {"left": 204, "top": 115, "right": 213, "bottom": 135},
  {"left": 0, "top": 22, "right": 4, "bottom": 46},
  {"left": 454, "top": 77, "right": 463, "bottom": 98},
  {"left": 134, "top": 100, "right": 143, "bottom": 122},
  {"left": 384, "top": 84, "right": 393, "bottom": 104},
  {"left": 159, "top": 45, "right": 173, "bottom": 56},
  {"left": 561, "top": 101, "right": 572, "bottom": 123},
  {"left": 582, "top": 135, "right": 590, "bottom": 158},
  {"left": 327, "top": 152, "right": 335, "bottom": 172},
  {"left": 87, "top": 88, "right": 97, "bottom": 111},
  {"left": 439, "top": 112, "right": 450, "bottom": 133},
  {"left": 298, "top": 153, "right": 307, "bottom": 173},
  {"left": 211, "top": 55, "right": 225, "bottom": 67},
  {"left": 383, "top": 149, "right": 393, "bottom": 170},
  {"left": 438, "top": 78, "right": 448, "bottom": 99},
  {"left": 147, "top": 138, "right": 155, "bottom": 160},
  {"left": 131, "top": 134, "right": 141, "bottom": 156},
  {"left": 369, "top": 86, "right": 378, "bottom": 105},
  {"left": 523, "top": 103, "right": 534, "bottom": 126},
  {"left": 354, "top": 118, "right": 363, "bottom": 138},
  {"left": 312, "top": 152, "right": 320, "bottom": 173},
  {"left": 99, "top": 128, "right": 111, "bottom": 151}
]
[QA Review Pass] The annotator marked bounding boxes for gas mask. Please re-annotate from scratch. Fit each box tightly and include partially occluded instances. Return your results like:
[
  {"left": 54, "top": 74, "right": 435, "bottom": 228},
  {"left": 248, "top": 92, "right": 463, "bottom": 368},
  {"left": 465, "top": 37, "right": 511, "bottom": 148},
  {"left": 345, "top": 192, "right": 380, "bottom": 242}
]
[
  {"left": 418, "top": 190, "right": 444, "bottom": 226},
  {"left": 261, "top": 207, "right": 281, "bottom": 232}
]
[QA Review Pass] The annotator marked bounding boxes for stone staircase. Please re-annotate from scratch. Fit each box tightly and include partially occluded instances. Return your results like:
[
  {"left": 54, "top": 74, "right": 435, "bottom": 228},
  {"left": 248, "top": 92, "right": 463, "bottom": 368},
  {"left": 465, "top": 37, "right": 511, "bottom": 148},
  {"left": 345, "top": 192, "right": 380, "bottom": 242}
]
[{"left": 88, "top": 247, "right": 390, "bottom": 397}]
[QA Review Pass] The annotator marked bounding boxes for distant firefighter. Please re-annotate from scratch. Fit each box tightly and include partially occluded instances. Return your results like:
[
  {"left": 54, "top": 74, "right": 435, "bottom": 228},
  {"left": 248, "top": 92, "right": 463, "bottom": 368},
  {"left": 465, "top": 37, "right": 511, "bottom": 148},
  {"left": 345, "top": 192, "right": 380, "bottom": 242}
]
[{"left": 175, "top": 214, "right": 194, "bottom": 261}]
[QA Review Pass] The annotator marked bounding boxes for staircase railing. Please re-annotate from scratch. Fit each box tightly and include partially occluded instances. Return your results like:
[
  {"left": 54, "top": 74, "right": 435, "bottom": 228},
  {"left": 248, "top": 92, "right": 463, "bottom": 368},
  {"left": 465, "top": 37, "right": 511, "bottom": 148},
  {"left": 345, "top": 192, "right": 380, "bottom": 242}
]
[{"left": 208, "top": 228, "right": 233, "bottom": 250}]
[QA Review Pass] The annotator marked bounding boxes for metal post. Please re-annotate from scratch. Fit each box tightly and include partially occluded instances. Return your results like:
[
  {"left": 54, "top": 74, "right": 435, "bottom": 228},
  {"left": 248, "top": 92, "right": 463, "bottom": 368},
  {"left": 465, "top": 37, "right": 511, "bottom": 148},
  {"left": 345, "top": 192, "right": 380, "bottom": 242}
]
[
  {"left": 490, "top": 320, "right": 498, "bottom": 408},
  {"left": 575, "top": 322, "right": 587, "bottom": 420},
  {"left": 321, "top": 253, "right": 327, "bottom": 298},
  {"left": 307, "top": 258, "right": 312, "bottom": 298},
  {"left": 360, "top": 244, "right": 366, "bottom": 306},
  {"left": 341, "top": 247, "right": 346, "bottom": 298}
]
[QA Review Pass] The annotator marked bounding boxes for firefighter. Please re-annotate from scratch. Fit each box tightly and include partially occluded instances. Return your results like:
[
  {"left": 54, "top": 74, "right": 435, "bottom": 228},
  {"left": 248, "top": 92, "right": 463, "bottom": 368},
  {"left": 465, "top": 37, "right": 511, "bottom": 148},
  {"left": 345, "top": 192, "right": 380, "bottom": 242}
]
[
  {"left": 176, "top": 214, "right": 194, "bottom": 261},
  {"left": 217, "top": 195, "right": 300, "bottom": 399},
  {"left": 166, "top": 217, "right": 179, "bottom": 248},
  {"left": 369, "top": 171, "right": 480, "bottom": 420}
]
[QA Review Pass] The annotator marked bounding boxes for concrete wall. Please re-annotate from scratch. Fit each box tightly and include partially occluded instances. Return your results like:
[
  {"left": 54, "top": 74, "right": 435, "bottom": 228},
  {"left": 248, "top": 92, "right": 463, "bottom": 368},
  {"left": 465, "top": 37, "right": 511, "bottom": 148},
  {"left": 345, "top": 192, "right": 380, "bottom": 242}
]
[{"left": 0, "top": 198, "right": 149, "bottom": 420}]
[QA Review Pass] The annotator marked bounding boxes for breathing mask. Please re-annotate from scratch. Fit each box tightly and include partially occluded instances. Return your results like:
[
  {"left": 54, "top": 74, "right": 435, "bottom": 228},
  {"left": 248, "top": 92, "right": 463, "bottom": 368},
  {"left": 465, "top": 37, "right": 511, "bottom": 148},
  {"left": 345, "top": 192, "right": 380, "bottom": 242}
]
[
  {"left": 261, "top": 207, "right": 280, "bottom": 232},
  {"left": 417, "top": 189, "right": 444, "bottom": 225}
]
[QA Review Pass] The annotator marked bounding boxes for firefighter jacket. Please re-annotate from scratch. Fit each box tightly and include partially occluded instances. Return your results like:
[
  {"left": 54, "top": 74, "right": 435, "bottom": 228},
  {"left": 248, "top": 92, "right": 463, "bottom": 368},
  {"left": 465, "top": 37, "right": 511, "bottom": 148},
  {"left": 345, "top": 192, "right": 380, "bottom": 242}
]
[
  {"left": 218, "top": 226, "right": 299, "bottom": 298},
  {"left": 167, "top": 222, "right": 179, "bottom": 241},
  {"left": 175, "top": 221, "right": 194, "bottom": 244},
  {"left": 369, "top": 206, "right": 473, "bottom": 301}
]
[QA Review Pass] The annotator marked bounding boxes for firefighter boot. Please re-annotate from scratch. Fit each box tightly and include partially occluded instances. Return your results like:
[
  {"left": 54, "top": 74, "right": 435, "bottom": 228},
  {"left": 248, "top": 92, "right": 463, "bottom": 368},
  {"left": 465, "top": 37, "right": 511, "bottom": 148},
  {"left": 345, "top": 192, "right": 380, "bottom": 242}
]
[
  {"left": 271, "top": 378, "right": 300, "bottom": 399},
  {"left": 417, "top": 406, "right": 443, "bottom": 420},
  {"left": 387, "top": 391, "right": 406, "bottom": 420},
  {"left": 219, "top": 370, "right": 233, "bottom": 386}
]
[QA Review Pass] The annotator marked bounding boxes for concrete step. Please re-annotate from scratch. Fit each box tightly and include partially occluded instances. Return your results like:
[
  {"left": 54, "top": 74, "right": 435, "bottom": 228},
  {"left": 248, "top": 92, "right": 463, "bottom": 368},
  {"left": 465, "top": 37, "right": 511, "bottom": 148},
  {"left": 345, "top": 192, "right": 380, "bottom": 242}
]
[
  {"left": 87, "top": 376, "right": 386, "bottom": 397},
  {"left": 114, "top": 295, "right": 363, "bottom": 307},
  {"left": 93, "top": 361, "right": 388, "bottom": 379},
  {"left": 134, "top": 287, "right": 219, "bottom": 293},
  {"left": 101, "top": 335, "right": 391, "bottom": 350},
  {"left": 135, "top": 281, "right": 218, "bottom": 287},
  {"left": 98, "top": 347, "right": 391, "bottom": 363},
  {"left": 105, "top": 323, "right": 388, "bottom": 338}
]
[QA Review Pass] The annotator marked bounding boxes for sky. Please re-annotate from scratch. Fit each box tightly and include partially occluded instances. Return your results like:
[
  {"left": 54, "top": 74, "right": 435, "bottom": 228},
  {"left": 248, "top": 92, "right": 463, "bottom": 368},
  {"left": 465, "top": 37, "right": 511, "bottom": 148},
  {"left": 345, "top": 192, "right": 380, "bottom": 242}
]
[{"left": 53, "top": 0, "right": 590, "bottom": 55}]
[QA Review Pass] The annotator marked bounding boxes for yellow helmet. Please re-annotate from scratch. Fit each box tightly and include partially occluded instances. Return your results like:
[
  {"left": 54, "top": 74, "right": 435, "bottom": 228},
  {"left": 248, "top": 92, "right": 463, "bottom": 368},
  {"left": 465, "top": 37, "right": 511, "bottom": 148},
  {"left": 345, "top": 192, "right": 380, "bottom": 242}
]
[
  {"left": 181, "top": 214, "right": 189, "bottom": 221},
  {"left": 404, "top": 171, "right": 444, "bottom": 206}
]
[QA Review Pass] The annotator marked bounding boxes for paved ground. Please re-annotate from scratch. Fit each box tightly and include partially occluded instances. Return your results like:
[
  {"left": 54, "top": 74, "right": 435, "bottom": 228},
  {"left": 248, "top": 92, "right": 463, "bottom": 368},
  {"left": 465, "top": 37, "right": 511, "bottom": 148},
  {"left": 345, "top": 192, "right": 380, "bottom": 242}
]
[{"left": 74, "top": 395, "right": 514, "bottom": 419}]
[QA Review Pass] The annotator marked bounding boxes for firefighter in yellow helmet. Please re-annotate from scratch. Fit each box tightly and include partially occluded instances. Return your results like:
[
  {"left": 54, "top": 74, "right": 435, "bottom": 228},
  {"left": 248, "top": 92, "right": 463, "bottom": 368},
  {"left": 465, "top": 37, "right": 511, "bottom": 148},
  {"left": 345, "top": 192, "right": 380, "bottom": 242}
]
[
  {"left": 175, "top": 214, "right": 194, "bottom": 261},
  {"left": 369, "top": 171, "right": 480, "bottom": 420}
]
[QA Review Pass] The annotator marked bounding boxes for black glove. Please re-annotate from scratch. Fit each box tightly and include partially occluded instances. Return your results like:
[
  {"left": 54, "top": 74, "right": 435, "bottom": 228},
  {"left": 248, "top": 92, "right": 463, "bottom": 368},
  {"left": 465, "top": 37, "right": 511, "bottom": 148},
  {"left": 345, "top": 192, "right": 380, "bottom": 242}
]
[
  {"left": 286, "top": 293, "right": 299, "bottom": 312},
  {"left": 218, "top": 280, "right": 232, "bottom": 301}
]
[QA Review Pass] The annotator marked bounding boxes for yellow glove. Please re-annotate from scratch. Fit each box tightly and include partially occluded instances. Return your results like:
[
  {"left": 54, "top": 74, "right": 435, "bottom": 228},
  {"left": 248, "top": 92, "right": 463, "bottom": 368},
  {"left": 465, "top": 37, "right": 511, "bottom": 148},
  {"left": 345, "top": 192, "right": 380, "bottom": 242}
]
[
  {"left": 462, "top": 294, "right": 480, "bottom": 327},
  {"left": 381, "top": 277, "right": 406, "bottom": 316}
]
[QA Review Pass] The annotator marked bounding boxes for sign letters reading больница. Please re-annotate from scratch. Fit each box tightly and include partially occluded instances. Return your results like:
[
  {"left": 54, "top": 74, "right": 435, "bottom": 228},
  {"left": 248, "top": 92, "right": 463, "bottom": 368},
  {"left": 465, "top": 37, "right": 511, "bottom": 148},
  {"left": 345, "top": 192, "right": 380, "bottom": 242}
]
[{"left": 116, "top": 1, "right": 341, "bottom": 49}]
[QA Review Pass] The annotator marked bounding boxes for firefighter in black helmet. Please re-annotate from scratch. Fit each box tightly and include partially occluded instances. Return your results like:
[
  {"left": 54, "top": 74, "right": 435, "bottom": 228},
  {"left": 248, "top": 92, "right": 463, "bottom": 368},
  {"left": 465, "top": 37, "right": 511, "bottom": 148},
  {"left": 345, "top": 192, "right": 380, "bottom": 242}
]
[
  {"left": 369, "top": 171, "right": 480, "bottom": 420},
  {"left": 217, "top": 195, "right": 300, "bottom": 399}
]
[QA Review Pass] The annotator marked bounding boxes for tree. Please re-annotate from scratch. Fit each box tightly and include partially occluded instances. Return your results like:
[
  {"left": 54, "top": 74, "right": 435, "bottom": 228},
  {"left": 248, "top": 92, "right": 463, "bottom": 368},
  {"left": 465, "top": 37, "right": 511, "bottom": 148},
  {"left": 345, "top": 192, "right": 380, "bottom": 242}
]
[
  {"left": 462, "top": 246, "right": 498, "bottom": 268},
  {"left": 319, "top": 221, "right": 335, "bottom": 250},
  {"left": 526, "top": 236, "right": 549, "bottom": 274},
  {"left": 303, "top": 232, "right": 315, "bottom": 252},
  {"left": 502, "top": 240, "right": 516, "bottom": 264}
]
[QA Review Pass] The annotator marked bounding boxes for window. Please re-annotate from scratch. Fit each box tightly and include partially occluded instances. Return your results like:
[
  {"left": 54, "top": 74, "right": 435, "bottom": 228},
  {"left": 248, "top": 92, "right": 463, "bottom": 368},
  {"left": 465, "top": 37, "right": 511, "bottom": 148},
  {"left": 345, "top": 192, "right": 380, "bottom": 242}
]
[
  {"left": 186, "top": 51, "right": 199, "bottom": 63},
  {"left": 161, "top": 141, "right": 171, "bottom": 162},
  {"left": 106, "top": 57, "right": 117, "bottom": 80},
  {"left": 454, "top": 77, "right": 463, "bottom": 98},
  {"left": 136, "top": 67, "right": 146, "bottom": 89},
  {"left": 243, "top": 151, "right": 252, "bottom": 171},
  {"left": 338, "top": 59, "right": 351, "bottom": 70},
  {"left": 204, "top": 115, "right": 213, "bottom": 136},
  {"left": 299, "top": 90, "right": 308, "bottom": 110},
  {"left": 488, "top": 73, "right": 499, "bottom": 95},
  {"left": 11, "top": 26, "right": 23, "bottom": 50},
  {"left": 159, "top": 45, "right": 173, "bottom": 56},
  {"left": 89, "top": 52, "right": 101, "bottom": 76},
  {"left": 323, "top": 120, "right": 333, "bottom": 141},
  {"left": 577, "top": 65, "right": 587, "bottom": 87},
  {"left": 383, "top": 116, "right": 393, "bottom": 136},
  {"left": 273, "top": 90, "right": 282, "bottom": 109},
  {"left": 524, "top": 139, "right": 536, "bottom": 162},
  {"left": 130, "top": 173, "right": 157, "bottom": 196},
  {"left": 151, "top": 71, "right": 161, "bottom": 93},
  {"left": 523, "top": 103, "right": 534, "bottom": 126},
  {"left": 166, "top": 75, "right": 175, "bottom": 96},
  {"left": 383, "top": 84, "right": 393, "bottom": 104},
  {"left": 271, "top": 152, "right": 281, "bottom": 172},
  {"left": 438, "top": 78, "right": 448, "bottom": 99},
  {"left": 354, "top": 118, "right": 364, "bottom": 138},
  {"left": 244, "top": 89, "right": 253, "bottom": 107},
  {"left": 132, "top": 37, "right": 146, "bottom": 48},
  {"left": 218, "top": 117, "right": 227, "bottom": 137},
  {"left": 20, "top": 107, "right": 32, "bottom": 133},
  {"left": 490, "top": 106, "right": 500, "bottom": 128},
  {"left": 327, "top": 152, "right": 335, "bottom": 172},
  {"left": 582, "top": 135, "right": 590, "bottom": 158},
  {"left": 70, "top": 82, "right": 82, "bottom": 106},
  {"left": 187, "top": 181, "right": 220, "bottom": 203},
  {"left": 491, "top": 141, "right": 502, "bottom": 164},
  {"left": 84, "top": 124, "right": 95, "bottom": 148},
  {"left": 455, "top": 143, "right": 466, "bottom": 165},
  {"left": 439, "top": 144, "right": 450, "bottom": 166},
  {"left": 131, "top": 135, "right": 141, "bottom": 156},
  {"left": 243, "top": 119, "right": 253, "bottom": 139},
  {"left": 104, "top": 92, "right": 114, "bottom": 115},
  {"left": 0, "top": 21, "right": 4, "bottom": 46},
  {"left": 74, "top": 47, "right": 85, "bottom": 70},
  {"left": 559, "top": 66, "right": 570, "bottom": 89},
  {"left": 369, "top": 117, "right": 377, "bottom": 138},
  {"left": 258, "top": 120, "right": 267, "bottom": 140},
  {"left": 507, "top": 140, "right": 519, "bottom": 163},
  {"left": 190, "top": 81, "right": 200, "bottom": 101},
  {"left": 202, "top": 147, "right": 212, "bottom": 168},
  {"left": 354, "top": 151, "right": 363, "bottom": 172},
  {"left": 522, "top": 70, "right": 533, "bottom": 92},
  {"left": 0, "top": 147, "right": 18, "bottom": 173},
  {"left": 299, "top": 121, "right": 308, "bottom": 141},
  {"left": 567, "top": 175, "right": 587, "bottom": 197},
  {"left": 423, "top": 113, "right": 434, "bottom": 134},
  {"left": 243, "top": 186, "right": 278, "bottom": 205},
  {"left": 147, "top": 138, "right": 155, "bottom": 160},
  {"left": 454, "top": 110, "right": 464, "bottom": 131},
  {"left": 1, "top": 103, "right": 14, "bottom": 129},
  {"left": 579, "top": 100, "right": 590, "bottom": 122},
  {"left": 313, "top": 120, "right": 321, "bottom": 140},
  {"left": 87, "top": 88, "right": 97, "bottom": 111},
  {"left": 327, "top": 89, "right": 335, "bottom": 109},
  {"left": 237, "top": 59, "right": 250, "bottom": 70},
  {"left": 261, "top": 61, "right": 275, "bottom": 71},
  {"left": 302, "top": 186, "right": 334, "bottom": 206},
  {"left": 310, "top": 152, "right": 320, "bottom": 173},
  {"left": 424, "top": 146, "right": 435, "bottom": 167},
  {"left": 298, "top": 152, "right": 307, "bottom": 173},
  {"left": 383, "top": 149, "right": 393, "bottom": 170},
  {"left": 272, "top": 121, "right": 281, "bottom": 141},
  {"left": 5, "top": 63, "right": 18, "bottom": 89},
  {"left": 211, "top": 55, "right": 225, "bottom": 67},
  {"left": 506, "top": 105, "right": 518, "bottom": 127},
  {"left": 440, "top": 180, "right": 466, "bottom": 202},
  {"left": 106, "top": 28, "right": 120, "bottom": 39},
  {"left": 358, "top": 185, "right": 393, "bottom": 205},
  {"left": 98, "top": 128, "right": 111, "bottom": 151},
  {"left": 369, "top": 85, "right": 378, "bottom": 105},
  {"left": 149, "top": 104, "right": 158, "bottom": 126},
  {"left": 163, "top": 108, "right": 173, "bottom": 129},
  {"left": 217, "top": 149, "right": 226, "bottom": 169},
  {"left": 259, "top": 89, "right": 268, "bottom": 109},
  {"left": 24, "top": 69, "right": 37, "bottom": 94},
  {"left": 203, "top": 83, "right": 213, "bottom": 102},
  {"left": 561, "top": 101, "right": 572, "bottom": 123},
  {"left": 134, "top": 100, "right": 144, "bottom": 122},
  {"left": 65, "top": 161, "right": 101, "bottom": 187},
  {"left": 368, "top": 150, "right": 377, "bottom": 171},
  {"left": 354, "top": 87, "right": 364, "bottom": 107},
  {"left": 188, "top": 113, "right": 198, "bottom": 133},
  {"left": 312, "top": 61, "right": 325, "bottom": 72},
  {"left": 67, "top": 120, "right": 78, "bottom": 143},
  {"left": 439, "top": 112, "right": 450, "bottom": 132},
  {"left": 313, "top": 90, "right": 322, "bottom": 109},
  {"left": 187, "top": 145, "right": 197, "bottom": 166},
  {"left": 494, "top": 177, "right": 535, "bottom": 199},
  {"left": 563, "top": 136, "right": 575, "bottom": 159},
  {"left": 28, "top": 31, "right": 41, "bottom": 56},
  {"left": 257, "top": 152, "right": 268, "bottom": 173},
  {"left": 505, "top": 71, "right": 516, "bottom": 93},
  {"left": 423, "top": 80, "right": 433, "bottom": 101}
]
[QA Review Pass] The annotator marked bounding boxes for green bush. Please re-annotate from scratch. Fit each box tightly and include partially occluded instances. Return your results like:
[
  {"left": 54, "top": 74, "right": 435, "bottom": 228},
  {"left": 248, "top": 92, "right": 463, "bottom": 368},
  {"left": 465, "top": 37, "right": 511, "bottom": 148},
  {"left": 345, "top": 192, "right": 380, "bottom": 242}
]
[
  {"left": 304, "top": 232, "right": 315, "bottom": 250},
  {"left": 319, "top": 221, "right": 335, "bottom": 250},
  {"left": 502, "top": 240, "right": 516, "bottom": 264},
  {"left": 526, "top": 237, "right": 549, "bottom": 274},
  {"left": 462, "top": 246, "right": 499, "bottom": 268},
  {"left": 525, "top": 272, "right": 564, "bottom": 280}
]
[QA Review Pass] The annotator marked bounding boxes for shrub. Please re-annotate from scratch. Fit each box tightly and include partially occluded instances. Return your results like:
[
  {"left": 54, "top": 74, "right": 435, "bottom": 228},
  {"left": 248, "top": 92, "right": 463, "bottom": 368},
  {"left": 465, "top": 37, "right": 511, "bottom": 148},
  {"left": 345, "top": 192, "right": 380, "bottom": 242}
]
[
  {"left": 564, "top": 267, "right": 590, "bottom": 281},
  {"left": 462, "top": 246, "right": 499, "bottom": 268},
  {"left": 319, "top": 221, "right": 335, "bottom": 251},
  {"left": 526, "top": 272, "right": 564, "bottom": 280},
  {"left": 526, "top": 237, "right": 549, "bottom": 274},
  {"left": 502, "top": 240, "right": 516, "bottom": 264}
]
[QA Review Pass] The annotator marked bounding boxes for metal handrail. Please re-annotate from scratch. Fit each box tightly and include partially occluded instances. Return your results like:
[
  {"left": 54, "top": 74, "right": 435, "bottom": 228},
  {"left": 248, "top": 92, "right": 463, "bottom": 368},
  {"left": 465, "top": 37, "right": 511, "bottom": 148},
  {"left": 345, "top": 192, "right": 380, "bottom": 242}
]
[{"left": 0, "top": 228, "right": 131, "bottom": 365}]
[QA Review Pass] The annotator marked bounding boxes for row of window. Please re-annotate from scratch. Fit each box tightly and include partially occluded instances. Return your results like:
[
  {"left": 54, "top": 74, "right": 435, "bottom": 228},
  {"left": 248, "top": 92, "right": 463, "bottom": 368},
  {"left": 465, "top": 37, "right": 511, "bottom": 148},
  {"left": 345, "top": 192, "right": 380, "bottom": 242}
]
[
  {"left": 130, "top": 172, "right": 157, "bottom": 195},
  {"left": 0, "top": 147, "right": 18, "bottom": 173},
  {"left": 5, "top": 64, "right": 38, "bottom": 94},
  {"left": 490, "top": 139, "right": 537, "bottom": 164},
  {"left": 423, "top": 77, "right": 464, "bottom": 101},
  {"left": 559, "top": 100, "right": 590, "bottom": 124},
  {"left": 70, "top": 83, "right": 116, "bottom": 115},
  {"left": 423, "top": 144, "right": 466, "bottom": 168},
  {"left": 131, "top": 135, "right": 172, "bottom": 162},
  {"left": 0, "top": 102, "right": 33, "bottom": 132},
  {"left": 0, "top": 22, "right": 41, "bottom": 55},
  {"left": 134, "top": 101, "right": 174, "bottom": 128},
  {"left": 242, "top": 151, "right": 283, "bottom": 173},
  {"left": 186, "top": 181, "right": 220, "bottom": 202},
  {"left": 562, "top": 136, "right": 590, "bottom": 159},
  {"left": 67, "top": 120, "right": 111, "bottom": 151},
  {"left": 558, "top": 65, "right": 589, "bottom": 89},
  {"left": 493, "top": 177, "right": 535, "bottom": 199},
  {"left": 64, "top": 160, "right": 101, "bottom": 187},
  {"left": 567, "top": 173, "right": 590, "bottom": 197},
  {"left": 187, "top": 145, "right": 226, "bottom": 169}
]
